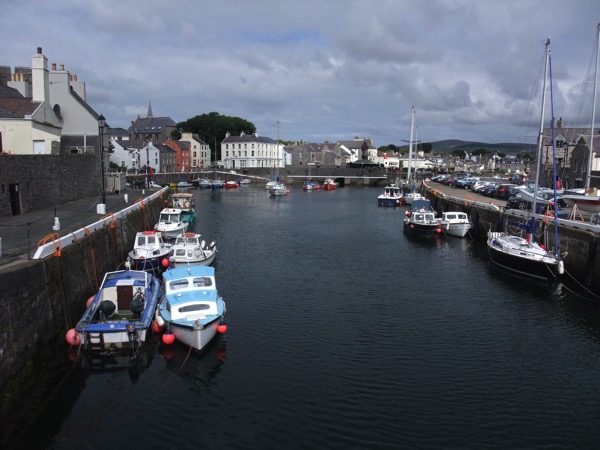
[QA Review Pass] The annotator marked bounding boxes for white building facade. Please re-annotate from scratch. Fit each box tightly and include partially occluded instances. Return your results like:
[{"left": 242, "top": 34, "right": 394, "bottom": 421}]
[{"left": 221, "top": 131, "right": 283, "bottom": 170}]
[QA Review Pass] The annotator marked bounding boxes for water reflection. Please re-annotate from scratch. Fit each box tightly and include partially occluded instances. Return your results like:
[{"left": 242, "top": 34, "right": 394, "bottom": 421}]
[{"left": 160, "top": 337, "right": 226, "bottom": 387}]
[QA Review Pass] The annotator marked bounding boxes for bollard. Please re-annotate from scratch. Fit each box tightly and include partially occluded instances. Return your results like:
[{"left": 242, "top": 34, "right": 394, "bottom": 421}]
[
  {"left": 52, "top": 216, "right": 61, "bottom": 231},
  {"left": 124, "top": 193, "right": 129, "bottom": 203}
]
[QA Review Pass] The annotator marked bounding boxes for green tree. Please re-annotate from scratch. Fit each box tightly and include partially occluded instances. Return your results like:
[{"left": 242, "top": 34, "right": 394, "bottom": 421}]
[
  {"left": 420, "top": 142, "right": 432, "bottom": 154},
  {"left": 472, "top": 148, "right": 487, "bottom": 157},
  {"left": 178, "top": 112, "right": 257, "bottom": 161},
  {"left": 451, "top": 149, "right": 467, "bottom": 159}
]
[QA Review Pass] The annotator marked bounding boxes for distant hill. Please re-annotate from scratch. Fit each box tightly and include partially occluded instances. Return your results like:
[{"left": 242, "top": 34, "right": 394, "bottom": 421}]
[{"left": 428, "top": 140, "right": 535, "bottom": 154}]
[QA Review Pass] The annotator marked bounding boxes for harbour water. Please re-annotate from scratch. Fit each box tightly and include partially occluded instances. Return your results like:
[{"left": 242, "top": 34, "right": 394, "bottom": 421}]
[{"left": 7, "top": 185, "right": 600, "bottom": 449}]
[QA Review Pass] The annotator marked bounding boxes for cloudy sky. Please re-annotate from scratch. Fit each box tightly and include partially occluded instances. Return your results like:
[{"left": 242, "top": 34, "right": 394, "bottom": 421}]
[{"left": 3, "top": 0, "right": 599, "bottom": 147}]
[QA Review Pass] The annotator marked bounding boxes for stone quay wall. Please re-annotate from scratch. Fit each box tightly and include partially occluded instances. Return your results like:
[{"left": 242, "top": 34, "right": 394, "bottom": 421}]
[
  {"left": 0, "top": 196, "right": 163, "bottom": 396},
  {"left": 0, "top": 154, "right": 101, "bottom": 218}
]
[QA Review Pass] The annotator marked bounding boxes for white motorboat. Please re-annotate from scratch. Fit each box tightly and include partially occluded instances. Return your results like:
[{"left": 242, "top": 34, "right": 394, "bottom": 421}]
[
  {"left": 268, "top": 183, "right": 289, "bottom": 196},
  {"left": 154, "top": 208, "right": 189, "bottom": 241},
  {"left": 169, "top": 232, "right": 217, "bottom": 267},
  {"left": 440, "top": 211, "right": 471, "bottom": 238},
  {"left": 127, "top": 231, "right": 173, "bottom": 274},
  {"left": 157, "top": 266, "right": 227, "bottom": 352}
]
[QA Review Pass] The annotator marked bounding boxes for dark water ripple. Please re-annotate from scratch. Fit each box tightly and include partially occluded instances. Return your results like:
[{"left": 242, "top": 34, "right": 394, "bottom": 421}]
[{"left": 11, "top": 185, "right": 600, "bottom": 449}]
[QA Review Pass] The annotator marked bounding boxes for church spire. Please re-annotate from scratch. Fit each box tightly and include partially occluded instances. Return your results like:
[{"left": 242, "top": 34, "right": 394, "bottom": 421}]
[{"left": 147, "top": 99, "right": 153, "bottom": 118}]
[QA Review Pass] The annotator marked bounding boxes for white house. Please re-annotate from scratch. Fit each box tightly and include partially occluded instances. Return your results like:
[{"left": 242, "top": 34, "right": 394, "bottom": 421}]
[
  {"left": 0, "top": 48, "right": 62, "bottom": 154},
  {"left": 221, "top": 131, "right": 283, "bottom": 170},
  {"left": 109, "top": 138, "right": 140, "bottom": 172}
]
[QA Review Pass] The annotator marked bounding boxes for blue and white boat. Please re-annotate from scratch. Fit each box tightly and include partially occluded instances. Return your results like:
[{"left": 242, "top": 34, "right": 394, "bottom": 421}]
[
  {"left": 157, "top": 266, "right": 227, "bottom": 352},
  {"left": 71, "top": 270, "right": 161, "bottom": 354},
  {"left": 377, "top": 184, "right": 403, "bottom": 206}
]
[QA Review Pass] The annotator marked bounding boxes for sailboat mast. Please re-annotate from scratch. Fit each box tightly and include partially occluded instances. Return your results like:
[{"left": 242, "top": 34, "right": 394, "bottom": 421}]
[
  {"left": 532, "top": 38, "right": 551, "bottom": 218},
  {"left": 407, "top": 106, "right": 415, "bottom": 183},
  {"left": 585, "top": 23, "right": 600, "bottom": 190},
  {"left": 549, "top": 42, "right": 560, "bottom": 258}
]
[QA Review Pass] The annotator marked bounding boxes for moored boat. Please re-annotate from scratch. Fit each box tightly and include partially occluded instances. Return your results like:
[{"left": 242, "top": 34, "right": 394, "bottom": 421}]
[
  {"left": 302, "top": 180, "right": 321, "bottom": 191},
  {"left": 128, "top": 230, "right": 173, "bottom": 273},
  {"left": 224, "top": 180, "right": 239, "bottom": 189},
  {"left": 486, "top": 38, "right": 565, "bottom": 281},
  {"left": 157, "top": 266, "right": 227, "bottom": 352},
  {"left": 68, "top": 269, "right": 161, "bottom": 354},
  {"left": 440, "top": 211, "right": 471, "bottom": 238},
  {"left": 169, "top": 232, "right": 217, "bottom": 267},
  {"left": 168, "top": 192, "right": 196, "bottom": 226},
  {"left": 268, "top": 183, "right": 289, "bottom": 196},
  {"left": 403, "top": 199, "right": 443, "bottom": 238},
  {"left": 322, "top": 179, "right": 337, "bottom": 191},
  {"left": 377, "top": 184, "right": 403, "bottom": 207},
  {"left": 154, "top": 208, "right": 189, "bottom": 241}
]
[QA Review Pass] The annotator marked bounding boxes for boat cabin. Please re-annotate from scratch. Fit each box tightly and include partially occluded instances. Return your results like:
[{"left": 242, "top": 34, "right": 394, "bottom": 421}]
[
  {"left": 169, "top": 193, "right": 195, "bottom": 211},
  {"left": 158, "top": 208, "right": 183, "bottom": 223},
  {"left": 133, "top": 232, "right": 168, "bottom": 257}
]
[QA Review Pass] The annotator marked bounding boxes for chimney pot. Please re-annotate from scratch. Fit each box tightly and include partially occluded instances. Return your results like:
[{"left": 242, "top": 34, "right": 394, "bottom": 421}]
[
  {"left": 60, "top": 64, "right": 64, "bottom": 70},
  {"left": 37, "top": 47, "right": 42, "bottom": 54},
  {"left": 52, "top": 63, "right": 56, "bottom": 70}
]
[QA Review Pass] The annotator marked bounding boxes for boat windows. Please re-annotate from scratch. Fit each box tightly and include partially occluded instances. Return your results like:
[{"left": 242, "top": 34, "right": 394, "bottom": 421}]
[
  {"left": 193, "top": 277, "right": 212, "bottom": 287},
  {"left": 169, "top": 279, "right": 189, "bottom": 290},
  {"left": 179, "top": 304, "right": 211, "bottom": 313}
]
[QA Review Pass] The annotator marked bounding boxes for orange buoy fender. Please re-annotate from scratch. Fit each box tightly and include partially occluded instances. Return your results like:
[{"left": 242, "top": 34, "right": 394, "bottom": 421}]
[{"left": 66, "top": 328, "right": 81, "bottom": 346}]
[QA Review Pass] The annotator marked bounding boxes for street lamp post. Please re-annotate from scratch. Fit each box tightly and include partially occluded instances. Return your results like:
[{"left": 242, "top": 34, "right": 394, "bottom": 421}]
[
  {"left": 145, "top": 138, "right": 150, "bottom": 189},
  {"left": 98, "top": 114, "right": 106, "bottom": 209}
]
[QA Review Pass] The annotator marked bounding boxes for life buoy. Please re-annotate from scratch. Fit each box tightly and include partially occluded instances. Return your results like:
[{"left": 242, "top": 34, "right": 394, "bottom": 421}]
[
  {"left": 183, "top": 232, "right": 195, "bottom": 237},
  {"left": 142, "top": 231, "right": 155, "bottom": 235},
  {"left": 183, "top": 200, "right": 191, "bottom": 208}
]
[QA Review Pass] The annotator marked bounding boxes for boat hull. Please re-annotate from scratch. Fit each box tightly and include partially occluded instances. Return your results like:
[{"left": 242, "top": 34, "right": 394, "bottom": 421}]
[
  {"left": 403, "top": 221, "right": 442, "bottom": 237},
  {"left": 561, "top": 195, "right": 600, "bottom": 213},
  {"left": 378, "top": 196, "right": 402, "bottom": 207},
  {"left": 487, "top": 232, "right": 563, "bottom": 280},
  {"left": 166, "top": 319, "right": 221, "bottom": 352},
  {"left": 442, "top": 222, "right": 471, "bottom": 238},
  {"left": 129, "top": 253, "right": 171, "bottom": 272}
]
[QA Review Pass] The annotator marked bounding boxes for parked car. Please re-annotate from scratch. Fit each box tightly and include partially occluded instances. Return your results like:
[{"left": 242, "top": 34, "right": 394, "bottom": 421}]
[{"left": 494, "top": 183, "right": 518, "bottom": 199}]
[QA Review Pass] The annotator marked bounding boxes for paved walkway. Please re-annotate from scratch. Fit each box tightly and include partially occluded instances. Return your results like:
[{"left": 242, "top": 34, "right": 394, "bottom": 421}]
[{"left": 0, "top": 188, "right": 159, "bottom": 267}]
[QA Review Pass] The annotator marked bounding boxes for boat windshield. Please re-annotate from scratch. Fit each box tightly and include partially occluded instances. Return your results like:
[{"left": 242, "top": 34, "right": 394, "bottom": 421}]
[
  {"left": 193, "top": 277, "right": 212, "bottom": 287},
  {"left": 160, "top": 213, "right": 180, "bottom": 222}
]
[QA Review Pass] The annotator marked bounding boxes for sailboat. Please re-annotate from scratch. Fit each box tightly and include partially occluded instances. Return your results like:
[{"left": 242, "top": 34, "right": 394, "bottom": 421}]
[
  {"left": 487, "top": 38, "right": 565, "bottom": 280},
  {"left": 402, "top": 106, "right": 425, "bottom": 205},
  {"left": 561, "top": 22, "right": 600, "bottom": 213}
]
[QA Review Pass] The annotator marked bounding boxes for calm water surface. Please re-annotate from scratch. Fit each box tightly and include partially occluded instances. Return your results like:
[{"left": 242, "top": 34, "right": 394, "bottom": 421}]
[{"left": 10, "top": 185, "right": 600, "bottom": 449}]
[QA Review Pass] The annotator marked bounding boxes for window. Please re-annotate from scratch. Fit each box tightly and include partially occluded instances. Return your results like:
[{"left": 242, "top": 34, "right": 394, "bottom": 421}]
[
  {"left": 193, "top": 277, "right": 212, "bottom": 287},
  {"left": 169, "top": 279, "right": 189, "bottom": 290},
  {"left": 179, "top": 303, "right": 211, "bottom": 313}
]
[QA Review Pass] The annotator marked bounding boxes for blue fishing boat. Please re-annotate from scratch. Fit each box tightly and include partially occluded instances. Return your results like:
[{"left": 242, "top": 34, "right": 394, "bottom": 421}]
[
  {"left": 69, "top": 270, "right": 161, "bottom": 354},
  {"left": 157, "top": 266, "right": 227, "bottom": 352}
]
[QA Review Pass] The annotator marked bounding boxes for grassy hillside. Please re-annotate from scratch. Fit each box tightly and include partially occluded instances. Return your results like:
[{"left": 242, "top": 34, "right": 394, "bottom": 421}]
[{"left": 428, "top": 140, "right": 535, "bottom": 154}]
